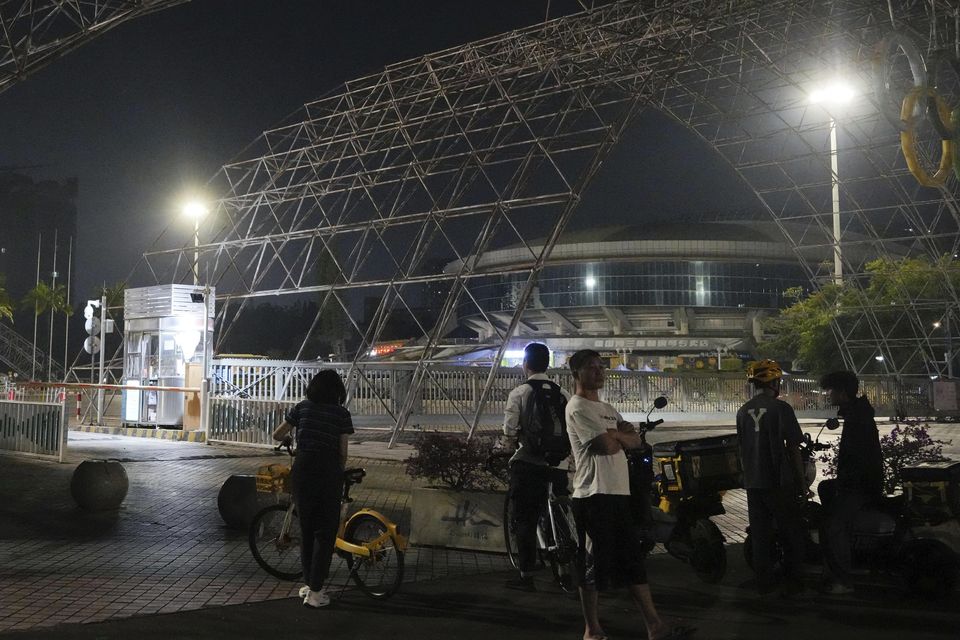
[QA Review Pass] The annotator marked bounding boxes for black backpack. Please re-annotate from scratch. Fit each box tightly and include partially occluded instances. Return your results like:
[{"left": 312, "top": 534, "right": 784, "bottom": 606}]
[{"left": 519, "top": 380, "right": 570, "bottom": 466}]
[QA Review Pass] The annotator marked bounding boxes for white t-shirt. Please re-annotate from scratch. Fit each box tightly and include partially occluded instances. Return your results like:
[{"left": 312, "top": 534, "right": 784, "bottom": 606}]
[{"left": 565, "top": 395, "right": 630, "bottom": 498}]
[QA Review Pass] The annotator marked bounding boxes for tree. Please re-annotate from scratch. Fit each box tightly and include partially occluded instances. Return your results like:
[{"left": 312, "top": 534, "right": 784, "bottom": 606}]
[
  {"left": 98, "top": 281, "right": 126, "bottom": 313},
  {"left": 0, "top": 274, "right": 13, "bottom": 323},
  {"left": 759, "top": 256, "right": 960, "bottom": 375},
  {"left": 22, "top": 281, "right": 73, "bottom": 380},
  {"left": 759, "top": 284, "right": 847, "bottom": 373}
]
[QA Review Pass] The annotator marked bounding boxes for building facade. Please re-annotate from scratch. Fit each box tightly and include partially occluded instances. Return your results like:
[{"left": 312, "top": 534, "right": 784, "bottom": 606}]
[{"left": 444, "top": 221, "right": 842, "bottom": 370}]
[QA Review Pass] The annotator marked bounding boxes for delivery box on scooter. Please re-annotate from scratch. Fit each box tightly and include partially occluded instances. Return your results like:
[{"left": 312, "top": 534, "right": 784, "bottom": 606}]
[
  {"left": 652, "top": 434, "right": 743, "bottom": 497},
  {"left": 901, "top": 459, "right": 960, "bottom": 518}
]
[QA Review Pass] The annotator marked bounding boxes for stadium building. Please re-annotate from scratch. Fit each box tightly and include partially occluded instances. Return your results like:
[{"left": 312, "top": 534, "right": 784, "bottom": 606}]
[{"left": 443, "top": 220, "right": 858, "bottom": 371}]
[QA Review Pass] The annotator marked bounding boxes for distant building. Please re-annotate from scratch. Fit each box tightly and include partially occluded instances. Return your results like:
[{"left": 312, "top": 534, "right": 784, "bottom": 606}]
[{"left": 443, "top": 221, "right": 858, "bottom": 370}]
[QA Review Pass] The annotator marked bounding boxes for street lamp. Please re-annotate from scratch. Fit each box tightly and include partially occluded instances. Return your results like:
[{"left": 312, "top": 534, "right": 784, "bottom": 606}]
[
  {"left": 933, "top": 310, "right": 953, "bottom": 379},
  {"left": 183, "top": 201, "right": 208, "bottom": 285},
  {"left": 809, "top": 80, "right": 855, "bottom": 286}
]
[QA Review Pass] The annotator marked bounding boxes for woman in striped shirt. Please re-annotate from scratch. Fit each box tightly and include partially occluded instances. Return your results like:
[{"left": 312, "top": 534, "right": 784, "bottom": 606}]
[{"left": 273, "top": 369, "right": 355, "bottom": 608}]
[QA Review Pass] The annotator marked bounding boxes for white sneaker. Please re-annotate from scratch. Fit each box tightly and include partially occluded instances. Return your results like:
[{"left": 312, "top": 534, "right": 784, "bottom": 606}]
[
  {"left": 303, "top": 589, "right": 331, "bottom": 608},
  {"left": 298, "top": 586, "right": 310, "bottom": 598}
]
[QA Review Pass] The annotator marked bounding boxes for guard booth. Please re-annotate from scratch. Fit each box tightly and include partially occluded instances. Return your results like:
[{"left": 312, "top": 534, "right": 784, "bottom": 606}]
[{"left": 122, "top": 284, "right": 215, "bottom": 428}]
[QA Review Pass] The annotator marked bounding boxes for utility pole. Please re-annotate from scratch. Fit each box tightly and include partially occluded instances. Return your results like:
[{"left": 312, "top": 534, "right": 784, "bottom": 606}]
[
  {"left": 63, "top": 237, "right": 73, "bottom": 378},
  {"left": 31, "top": 233, "right": 41, "bottom": 381},
  {"left": 96, "top": 294, "right": 107, "bottom": 424},
  {"left": 47, "top": 229, "right": 57, "bottom": 381},
  {"left": 947, "top": 306, "right": 953, "bottom": 379}
]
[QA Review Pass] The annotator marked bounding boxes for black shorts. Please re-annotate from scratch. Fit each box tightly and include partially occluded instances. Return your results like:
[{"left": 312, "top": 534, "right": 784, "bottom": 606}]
[{"left": 572, "top": 494, "right": 647, "bottom": 591}]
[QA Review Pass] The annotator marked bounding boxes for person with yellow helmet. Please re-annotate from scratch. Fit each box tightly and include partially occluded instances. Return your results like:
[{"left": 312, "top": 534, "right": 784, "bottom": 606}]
[{"left": 736, "top": 359, "right": 807, "bottom": 596}]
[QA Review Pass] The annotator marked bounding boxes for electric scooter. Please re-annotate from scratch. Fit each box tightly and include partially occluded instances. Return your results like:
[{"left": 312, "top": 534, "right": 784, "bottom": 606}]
[
  {"left": 743, "top": 422, "right": 960, "bottom": 598},
  {"left": 627, "top": 396, "right": 742, "bottom": 584}
]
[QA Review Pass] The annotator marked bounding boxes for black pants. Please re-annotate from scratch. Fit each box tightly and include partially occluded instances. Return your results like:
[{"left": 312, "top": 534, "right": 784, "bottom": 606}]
[
  {"left": 508, "top": 462, "right": 567, "bottom": 574},
  {"left": 292, "top": 450, "right": 344, "bottom": 591},
  {"left": 746, "top": 487, "right": 804, "bottom": 591},
  {"left": 818, "top": 479, "right": 871, "bottom": 580},
  {"left": 572, "top": 493, "right": 647, "bottom": 590}
]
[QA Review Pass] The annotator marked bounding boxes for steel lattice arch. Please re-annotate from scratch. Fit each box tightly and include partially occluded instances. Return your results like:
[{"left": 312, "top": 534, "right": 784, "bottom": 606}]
[
  {"left": 0, "top": 0, "right": 187, "bottom": 94},
  {"left": 133, "top": 0, "right": 960, "bottom": 438}
]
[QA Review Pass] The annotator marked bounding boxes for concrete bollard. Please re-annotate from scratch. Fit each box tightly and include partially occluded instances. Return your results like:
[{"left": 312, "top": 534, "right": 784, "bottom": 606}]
[
  {"left": 217, "top": 475, "right": 273, "bottom": 530},
  {"left": 70, "top": 459, "right": 129, "bottom": 511}
]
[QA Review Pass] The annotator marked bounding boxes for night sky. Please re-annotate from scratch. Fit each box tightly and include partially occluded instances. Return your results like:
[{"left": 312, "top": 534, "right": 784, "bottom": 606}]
[{"left": 0, "top": 0, "right": 758, "bottom": 308}]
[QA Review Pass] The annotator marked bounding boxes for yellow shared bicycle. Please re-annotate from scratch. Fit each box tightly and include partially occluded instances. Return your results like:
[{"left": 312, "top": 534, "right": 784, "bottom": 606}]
[{"left": 248, "top": 446, "right": 407, "bottom": 599}]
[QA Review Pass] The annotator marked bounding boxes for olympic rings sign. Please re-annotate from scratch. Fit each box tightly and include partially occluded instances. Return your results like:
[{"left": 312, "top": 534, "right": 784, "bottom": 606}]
[{"left": 876, "top": 31, "right": 960, "bottom": 187}]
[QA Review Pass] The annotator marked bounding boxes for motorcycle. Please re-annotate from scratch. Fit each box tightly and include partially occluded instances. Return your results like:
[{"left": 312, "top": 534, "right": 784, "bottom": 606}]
[
  {"left": 627, "top": 396, "right": 742, "bottom": 584},
  {"left": 743, "top": 421, "right": 960, "bottom": 598}
]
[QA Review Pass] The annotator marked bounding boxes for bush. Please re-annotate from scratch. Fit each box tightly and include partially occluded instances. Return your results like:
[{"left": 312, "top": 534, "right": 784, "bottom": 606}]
[
  {"left": 404, "top": 432, "right": 505, "bottom": 492},
  {"left": 818, "top": 422, "right": 951, "bottom": 495}
]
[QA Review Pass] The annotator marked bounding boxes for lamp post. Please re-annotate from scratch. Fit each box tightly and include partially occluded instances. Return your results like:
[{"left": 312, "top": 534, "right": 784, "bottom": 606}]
[
  {"left": 183, "top": 201, "right": 208, "bottom": 285},
  {"left": 935, "top": 309, "right": 953, "bottom": 379},
  {"left": 809, "top": 81, "right": 855, "bottom": 286}
]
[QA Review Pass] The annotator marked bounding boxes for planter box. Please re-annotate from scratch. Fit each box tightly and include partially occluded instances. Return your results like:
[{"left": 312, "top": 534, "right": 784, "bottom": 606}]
[{"left": 409, "top": 486, "right": 506, "bottom": 553}]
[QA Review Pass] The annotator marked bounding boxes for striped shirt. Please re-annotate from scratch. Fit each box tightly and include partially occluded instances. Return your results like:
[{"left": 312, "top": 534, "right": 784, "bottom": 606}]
[{"left": 285, "top": 400, "right": 354, "bottom": 454}]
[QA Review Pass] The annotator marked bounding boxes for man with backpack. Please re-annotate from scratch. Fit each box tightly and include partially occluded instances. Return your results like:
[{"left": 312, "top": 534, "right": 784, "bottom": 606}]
[{"left": 502, "top": 342, "right": 571, "bottom": 592}]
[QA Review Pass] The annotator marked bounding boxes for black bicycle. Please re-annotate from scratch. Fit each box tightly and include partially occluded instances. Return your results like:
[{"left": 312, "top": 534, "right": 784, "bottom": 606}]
[{"left": 492, "top": 453, "right": 578, "bottom": 592}]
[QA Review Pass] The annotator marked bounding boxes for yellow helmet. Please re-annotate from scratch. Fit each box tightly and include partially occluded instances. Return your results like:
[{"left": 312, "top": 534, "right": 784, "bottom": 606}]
[{"left": 747, "top": 359, "right": 783, "bottom": 383}]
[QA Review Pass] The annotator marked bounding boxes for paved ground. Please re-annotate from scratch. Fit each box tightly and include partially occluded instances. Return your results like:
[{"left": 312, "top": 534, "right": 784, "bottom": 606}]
[
  {"left": 1, "top": 421, "right": 958, "bottom": 638},
  {"left": 0, "top": 432, "right": 507, "bottom": 633}
]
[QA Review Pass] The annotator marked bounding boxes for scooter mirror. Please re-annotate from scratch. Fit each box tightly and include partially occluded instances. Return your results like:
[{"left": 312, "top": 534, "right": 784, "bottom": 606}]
[{"left": 653, "top": 396, "right": 668, "bottom": 409}]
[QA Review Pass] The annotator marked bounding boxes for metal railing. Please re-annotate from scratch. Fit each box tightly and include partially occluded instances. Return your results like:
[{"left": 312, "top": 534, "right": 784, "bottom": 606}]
[
  {"left": 206, "top": 359, "right": 936, "bottom": 446},
  {"left": 0, "top": 398, "right": 67, "bottom": 461}
]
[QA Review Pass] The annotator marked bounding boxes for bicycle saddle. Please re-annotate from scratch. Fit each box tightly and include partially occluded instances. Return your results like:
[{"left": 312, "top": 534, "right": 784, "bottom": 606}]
[{"left": 344, "top": 468, "right": 366, "bottom": 484}]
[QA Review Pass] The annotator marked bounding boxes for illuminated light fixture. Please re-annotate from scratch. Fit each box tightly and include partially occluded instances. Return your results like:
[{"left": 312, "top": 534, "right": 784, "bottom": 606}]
[
  {"left": 504, "top": 350, "right": 526, "bottom": 359},
  {"left": 369, "top": 341, "right": 404, "bottom": 357},
  {"left": 183, "top": 201, "right": 209, "bottom": 220},
  {"left": 808, "top": 81, "right": 855, "bottom": 105},
  {"left": 875, "top": 355, "right": 885, "bottom": 362},
  {"left": 933, "top": 321, "right": 942, "bottom": 329},
  {"left": 585, "top": 276, "right": 596, "bottom": 288}
]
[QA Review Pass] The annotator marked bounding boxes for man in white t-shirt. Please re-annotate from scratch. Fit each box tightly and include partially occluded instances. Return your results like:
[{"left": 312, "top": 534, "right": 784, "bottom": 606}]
[{"left": 566, "top": 349, "right": 693, "bottom": 640}]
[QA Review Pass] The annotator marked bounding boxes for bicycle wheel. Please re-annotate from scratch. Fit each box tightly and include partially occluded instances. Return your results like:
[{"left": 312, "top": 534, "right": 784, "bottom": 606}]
[
  {"left": 248, "top": 503, "right": 303, "bottom": 581},
  {"left": 503, "top": 492, "right": 521, "bottom": 570},
  {"left": 548, "top": 500, "right": 578, "bottom": 593},
  {"left": 343, "top": 513, "right": 404, "bottom": 599}
]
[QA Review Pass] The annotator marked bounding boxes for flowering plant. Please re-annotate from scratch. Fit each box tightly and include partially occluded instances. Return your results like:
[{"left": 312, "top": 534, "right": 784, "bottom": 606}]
[
  {"left": 404, "top": 433, "right": 506, "bottom": 491},
  {"left": 818, "top": 422, "right": 950, "bottom": 495}
]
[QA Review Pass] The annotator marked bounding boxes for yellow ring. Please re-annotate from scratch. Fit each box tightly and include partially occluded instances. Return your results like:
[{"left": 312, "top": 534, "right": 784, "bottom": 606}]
[
  {"left": 953, "top": 108, "right": 960, "bottom": 182},
  {"left": 900, "top": 86, "right": 954, "bottom": 187}
]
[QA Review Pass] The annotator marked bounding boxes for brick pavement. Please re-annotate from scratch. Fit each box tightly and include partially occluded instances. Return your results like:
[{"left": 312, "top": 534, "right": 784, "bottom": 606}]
[
  {"left": 2, "top": 421, "right": 957, "bottom": 634},
  {"left": 0, "top": 432, "right": 509, "bottom": 634}
]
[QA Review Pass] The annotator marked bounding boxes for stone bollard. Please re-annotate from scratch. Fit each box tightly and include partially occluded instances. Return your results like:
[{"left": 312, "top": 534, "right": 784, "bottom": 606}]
[
  {"left": 217, "top": 475, "right": 273, "bottom": 530},
  {"left": 70, "top": 459, "right": 129, "bottom": 511}
]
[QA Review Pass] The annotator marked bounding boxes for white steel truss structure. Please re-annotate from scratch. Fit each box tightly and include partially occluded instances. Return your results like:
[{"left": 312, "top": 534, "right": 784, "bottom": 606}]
[
  {"left": 0, "top": 0, "right": 186, "bottom": 94},
  {"left": 133, "top": 0, "right": 960, "bottom": 441}
]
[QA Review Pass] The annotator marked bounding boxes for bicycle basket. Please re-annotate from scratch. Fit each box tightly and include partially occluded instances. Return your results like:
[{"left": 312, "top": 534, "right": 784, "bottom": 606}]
[{"left": 255, "top": 463, "right": 292, "bottom": 493}]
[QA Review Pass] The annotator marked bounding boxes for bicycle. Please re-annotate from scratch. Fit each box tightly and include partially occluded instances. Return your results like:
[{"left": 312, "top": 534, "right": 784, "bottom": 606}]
[
  {"left": 248, "top": 444, "right": 407, "bottom": 599},
  {"left": 491, "top": 451, "right": 579, "bottom": 592}
]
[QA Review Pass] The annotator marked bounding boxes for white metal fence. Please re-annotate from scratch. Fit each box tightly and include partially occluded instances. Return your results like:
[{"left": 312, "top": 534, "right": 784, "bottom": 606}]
[
  {"left": 0, "top": 398, "right": 67, "bottom": 461},
  {"left": 207, "top": 359, "right": 935, "bottom": 446}
]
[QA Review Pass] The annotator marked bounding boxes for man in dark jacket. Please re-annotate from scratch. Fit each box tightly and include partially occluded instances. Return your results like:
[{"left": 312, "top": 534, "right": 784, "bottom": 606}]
[{"left": 818, "top": 370, "right": 884, "bottom": 594}]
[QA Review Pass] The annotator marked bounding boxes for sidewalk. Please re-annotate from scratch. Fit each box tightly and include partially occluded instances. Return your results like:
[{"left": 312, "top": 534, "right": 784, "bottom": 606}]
[
  {"left": 7, "top": 555, "right": 959, "bottom": 640},
  {"left": 2, "top": 425, "right": 958, "bottom": 637}
]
